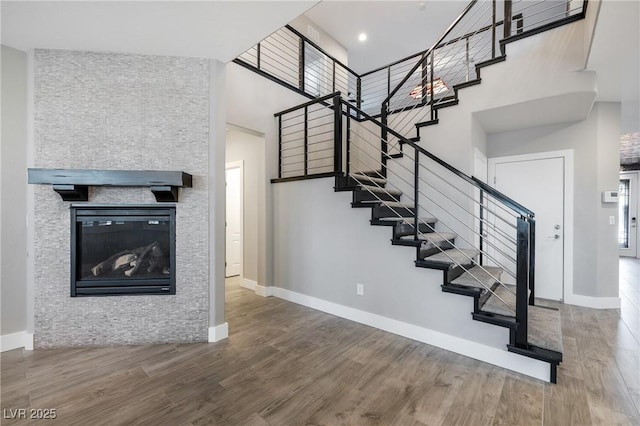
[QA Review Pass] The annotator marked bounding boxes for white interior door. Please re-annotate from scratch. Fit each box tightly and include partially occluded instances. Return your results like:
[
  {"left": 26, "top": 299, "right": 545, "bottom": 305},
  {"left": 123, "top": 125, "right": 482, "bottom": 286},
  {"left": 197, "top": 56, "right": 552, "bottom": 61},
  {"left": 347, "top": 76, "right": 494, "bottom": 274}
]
[
  {"left": 490, "top": 156, "right": 565, "bottom": 300},
  {"left": 619, "top": 173, "right": 637, "bottom": 257},
  {"left": 226, "top": 163, "right": 243, "bottom": 277}
]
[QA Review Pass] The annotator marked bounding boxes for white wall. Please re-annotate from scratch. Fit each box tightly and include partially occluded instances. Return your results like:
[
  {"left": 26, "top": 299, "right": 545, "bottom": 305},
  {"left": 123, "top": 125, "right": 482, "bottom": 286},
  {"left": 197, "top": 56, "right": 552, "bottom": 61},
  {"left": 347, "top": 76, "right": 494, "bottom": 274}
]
[
  {"left": 1, "top": 45, "right": 28, "bottom": 338},
  {"left": 273, "top": 177, "right": 550, "bottom": 381},
  {"left": 289, "top": 14, "right": 348, "bottom": 65},
  {"left": 210, "top": 59, "right": 227, "bottom": 333},
  {"left": 487, "top": 102, "right": 621, "bottom": 299},
  {"left": 226, "top": 128, "right": 266, "bottom": 285},
  {"left": 225, "top": 61, "right": 310, "bottom": 288}
]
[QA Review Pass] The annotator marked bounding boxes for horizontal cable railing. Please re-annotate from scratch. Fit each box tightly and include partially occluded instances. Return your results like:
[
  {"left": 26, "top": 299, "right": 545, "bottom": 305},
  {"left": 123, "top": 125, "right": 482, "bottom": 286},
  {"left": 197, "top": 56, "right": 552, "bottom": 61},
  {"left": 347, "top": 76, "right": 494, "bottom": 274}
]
[
  {"left": 273, "top": 92, "right": 535, "bottom": 348},
  {"left": 235, "top": 25, "right": 359, "bottom": 106},
  {"left": 381, "top": 0, "right": 587, "bottom": 147},
  {"left": 274, "top": 93, "right": 342, "bottom": 180},
  {"left": 236, "top": 1, "right": 586, "bottom": 133}
]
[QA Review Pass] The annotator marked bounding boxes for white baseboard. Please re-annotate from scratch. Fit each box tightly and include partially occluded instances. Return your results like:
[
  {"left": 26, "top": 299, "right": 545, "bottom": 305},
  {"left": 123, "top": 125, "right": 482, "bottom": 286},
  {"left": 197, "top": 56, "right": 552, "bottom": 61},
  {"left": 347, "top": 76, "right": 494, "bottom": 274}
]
[
  {"left": 255, "top": 284, "right": 274, "bottom": 297},
  {"left": 208, "top": 322, "right": 229, "bottom": 342},
  {"left": 239, "top": 278, "right": 273, "bottom": 297},
  {"left": 240, "top": 278, "right": 257, "bottom": 291},
  {"left": 564, "top": 294, "right": 621, "bottom": 309},
  {"left": 1, "top": 331, "right": 33, "bottom": 352},
  {"left": 273, "top": 287, "right": 551, "bottom": 382}
]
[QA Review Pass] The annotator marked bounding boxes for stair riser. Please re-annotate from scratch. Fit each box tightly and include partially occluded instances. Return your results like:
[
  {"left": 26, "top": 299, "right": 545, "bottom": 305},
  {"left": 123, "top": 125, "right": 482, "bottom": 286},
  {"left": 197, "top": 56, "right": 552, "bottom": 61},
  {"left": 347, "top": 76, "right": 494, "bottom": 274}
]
[
  {"left": 337, "top": 175, "right": 387, "bottom": 188},
  {"left": 394, "top": 222, "right": 436, "bottom": 238},
  {"left": 418, "top": 240, "right": 455, "bottom": 258},
  {"left": 372, "top": 206, "right": 415, "bottom": 219},
  {"left": 354, "top": 191, "right": 400, "bottom": 204},
  {"left": 446, "top": 263, "right": 474, "bottom": 283}
]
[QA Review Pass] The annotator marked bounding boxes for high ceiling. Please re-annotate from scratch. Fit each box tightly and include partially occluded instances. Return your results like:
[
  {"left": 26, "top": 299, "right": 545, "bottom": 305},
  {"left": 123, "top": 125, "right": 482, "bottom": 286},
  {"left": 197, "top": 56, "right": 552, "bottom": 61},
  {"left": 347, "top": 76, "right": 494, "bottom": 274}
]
[
  {"left": 304, "top": 0, "right": 639, "bottom": 132},
  {"left": 303, "top": 1, "right": 466, "bottom": 73},
  {"left": 1, "top": 1, "right": 318, "bottom": 62},
  {"left": 2, "top": 0, "right": 637, "bottom": 133}
]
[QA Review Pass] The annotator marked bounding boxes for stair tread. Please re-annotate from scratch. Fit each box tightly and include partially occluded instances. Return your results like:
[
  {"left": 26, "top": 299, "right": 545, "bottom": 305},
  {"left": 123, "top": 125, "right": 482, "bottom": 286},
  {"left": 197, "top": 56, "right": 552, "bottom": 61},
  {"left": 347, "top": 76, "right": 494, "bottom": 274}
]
[
  {"left": 360, "top": 185, "right": 401, "bottom": 196},
  {"left": 450, "top": 266, "right": 503, "bottom": 290},
  {"left": 481, "top": 285, "right": 564, "bottom": 353},
  {"left": 401, "top": 232, "right": 454, "bottom": 243},
  {"left": 350, "top": 173, "right": 386, "bottom": 185},
  {"left": 481, "top": 284, "right": 516, "bottom": 317},
  {"left": 380, "top": 202, "right": 414, "bottom": 209},
  {"left": 378, "top": 217, "right": 436, "bottom": 224},
  {"left": 415, "top": 119, "right": 439, "bottom": 128},
  {"left": 425, "top": 248, "right": 479, "bottom": 265}
]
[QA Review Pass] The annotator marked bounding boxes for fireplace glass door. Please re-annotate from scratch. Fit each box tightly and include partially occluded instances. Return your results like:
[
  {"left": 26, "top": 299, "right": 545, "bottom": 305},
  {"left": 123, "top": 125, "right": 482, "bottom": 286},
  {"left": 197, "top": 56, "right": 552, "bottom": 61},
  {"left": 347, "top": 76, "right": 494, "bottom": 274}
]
[{"left": 71, "top": 205, "right": 176, "bottom": 296}]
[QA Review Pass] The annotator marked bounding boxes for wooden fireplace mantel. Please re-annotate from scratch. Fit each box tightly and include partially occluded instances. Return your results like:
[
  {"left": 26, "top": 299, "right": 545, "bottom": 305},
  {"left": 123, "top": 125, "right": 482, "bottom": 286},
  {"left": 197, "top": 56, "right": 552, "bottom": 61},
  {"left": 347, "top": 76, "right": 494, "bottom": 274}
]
[{"left": 28, "top": 168, "right": 193, "bottom": 202}]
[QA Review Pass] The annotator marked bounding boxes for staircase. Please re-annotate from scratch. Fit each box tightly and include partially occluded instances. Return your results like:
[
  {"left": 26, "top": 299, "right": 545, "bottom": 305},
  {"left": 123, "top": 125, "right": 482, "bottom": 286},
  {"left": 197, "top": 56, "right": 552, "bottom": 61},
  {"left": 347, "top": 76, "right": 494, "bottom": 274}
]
[
  {"left": 334, "top": 170, "right": 563, "bottom": 382},
  {"left": 236, "top": 0, "right": 591, "bottom": 383}
]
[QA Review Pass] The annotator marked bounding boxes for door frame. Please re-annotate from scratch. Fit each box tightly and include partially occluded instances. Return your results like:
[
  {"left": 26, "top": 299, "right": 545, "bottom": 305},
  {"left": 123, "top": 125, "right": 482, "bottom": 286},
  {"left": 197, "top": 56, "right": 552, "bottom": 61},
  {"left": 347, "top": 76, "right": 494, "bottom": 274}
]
[
  {"left": 488, "top": 149, "right": 574, "bottom": 303},
  {"left": 619, "top": 172, "right": 638, "bottom": 257},
  {"left": 225, "top": 160, "right": 244, "bottom": 279}
]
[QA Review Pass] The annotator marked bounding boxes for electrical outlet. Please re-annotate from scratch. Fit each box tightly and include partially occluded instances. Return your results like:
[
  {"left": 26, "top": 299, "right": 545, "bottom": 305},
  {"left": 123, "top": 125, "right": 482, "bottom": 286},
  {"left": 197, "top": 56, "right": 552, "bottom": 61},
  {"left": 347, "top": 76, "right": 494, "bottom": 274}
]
[
  {"left": 609, "top": 215, "right": 615, "bottom": 225},
  {"left": 356, "top": 283, "right": 364, "bottom": 296}
]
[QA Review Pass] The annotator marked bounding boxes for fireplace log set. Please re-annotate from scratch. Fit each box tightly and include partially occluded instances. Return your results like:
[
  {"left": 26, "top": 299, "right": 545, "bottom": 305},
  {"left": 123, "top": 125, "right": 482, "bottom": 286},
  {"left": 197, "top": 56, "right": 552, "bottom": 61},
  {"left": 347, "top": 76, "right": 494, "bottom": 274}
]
[{"left": 90, "top": 241, "right": 169, "bottom": 278}]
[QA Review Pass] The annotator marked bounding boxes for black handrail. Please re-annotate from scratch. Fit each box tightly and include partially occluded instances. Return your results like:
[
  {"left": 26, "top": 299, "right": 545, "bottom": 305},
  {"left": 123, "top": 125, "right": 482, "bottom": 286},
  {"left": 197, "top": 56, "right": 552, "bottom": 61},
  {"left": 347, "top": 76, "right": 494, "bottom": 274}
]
[
  {"left": 382, "top": 0, "right": 479, "bottom": 106},
  {"left": 274, "top": 92, "right": 339, "bottom": 117},
  {"left": 343, "top": 97, "right": 534, "bottom": 217},
  {"left": 359, "top": 14, "right": 515, "bottom": 79}
]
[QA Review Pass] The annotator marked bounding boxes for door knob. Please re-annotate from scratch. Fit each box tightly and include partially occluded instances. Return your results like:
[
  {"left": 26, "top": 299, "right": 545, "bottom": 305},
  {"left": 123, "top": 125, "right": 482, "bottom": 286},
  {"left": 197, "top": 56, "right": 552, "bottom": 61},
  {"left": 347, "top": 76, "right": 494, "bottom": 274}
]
[{"left": 548, "top": 234, "right": 560, "bottom": 239}]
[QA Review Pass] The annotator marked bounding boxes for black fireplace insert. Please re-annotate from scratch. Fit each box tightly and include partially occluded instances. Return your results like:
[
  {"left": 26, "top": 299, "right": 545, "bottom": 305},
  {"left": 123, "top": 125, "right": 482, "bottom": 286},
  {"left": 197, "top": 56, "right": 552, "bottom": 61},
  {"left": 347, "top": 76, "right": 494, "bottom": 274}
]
[{"left": 70, "top": 205, "right": 176, "bottom": 296}]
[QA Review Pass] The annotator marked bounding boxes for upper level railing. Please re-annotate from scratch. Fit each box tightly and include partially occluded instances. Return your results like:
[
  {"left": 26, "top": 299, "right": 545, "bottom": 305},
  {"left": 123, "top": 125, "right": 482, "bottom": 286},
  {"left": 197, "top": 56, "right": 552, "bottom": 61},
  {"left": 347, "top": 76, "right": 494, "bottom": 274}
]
[
  {"left": 235, "top": 25, "right": 360, "bottom": 107},
  {"left": 380, "top": 0, "right": 588, "bottom": 147},
  {"left": 235, "top": 1, "right": 587, "bottom": 121}
]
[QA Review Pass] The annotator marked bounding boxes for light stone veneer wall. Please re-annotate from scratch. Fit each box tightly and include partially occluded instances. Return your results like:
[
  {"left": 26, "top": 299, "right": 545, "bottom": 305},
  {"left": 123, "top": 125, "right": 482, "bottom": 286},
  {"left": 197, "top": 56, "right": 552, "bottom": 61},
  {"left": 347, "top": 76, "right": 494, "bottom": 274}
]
[{"left": 33, "top": 49, "right": 209, "bottom": 347}]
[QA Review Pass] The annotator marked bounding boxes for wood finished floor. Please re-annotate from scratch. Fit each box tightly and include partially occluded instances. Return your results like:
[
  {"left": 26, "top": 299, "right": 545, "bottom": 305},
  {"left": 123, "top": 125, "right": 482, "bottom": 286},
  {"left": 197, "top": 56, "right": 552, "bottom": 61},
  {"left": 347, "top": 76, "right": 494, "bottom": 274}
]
[{"left": 2, "top": 261, "right": 640, "bottom": 426}]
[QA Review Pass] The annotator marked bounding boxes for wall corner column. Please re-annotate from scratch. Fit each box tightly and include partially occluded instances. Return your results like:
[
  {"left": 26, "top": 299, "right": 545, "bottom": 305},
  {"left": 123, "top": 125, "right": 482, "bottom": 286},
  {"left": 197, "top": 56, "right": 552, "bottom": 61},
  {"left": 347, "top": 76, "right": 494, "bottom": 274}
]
[{"left": 209, "top": 59, "right": 228, "bottom": 341}]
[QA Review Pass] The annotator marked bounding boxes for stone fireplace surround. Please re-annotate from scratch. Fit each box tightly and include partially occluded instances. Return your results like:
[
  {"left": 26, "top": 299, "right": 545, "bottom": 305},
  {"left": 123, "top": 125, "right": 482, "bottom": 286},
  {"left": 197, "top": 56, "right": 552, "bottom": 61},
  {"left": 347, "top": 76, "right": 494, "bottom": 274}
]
[{"left": 33, "top": 49, "right": 210, "bottom": 347}]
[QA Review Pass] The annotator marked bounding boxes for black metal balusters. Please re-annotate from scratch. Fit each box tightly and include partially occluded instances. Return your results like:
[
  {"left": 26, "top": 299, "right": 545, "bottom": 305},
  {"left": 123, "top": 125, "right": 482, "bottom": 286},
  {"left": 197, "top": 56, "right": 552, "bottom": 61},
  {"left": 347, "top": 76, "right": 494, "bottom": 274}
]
[
  {"left": 492, "top": 0, "right": 497, "bottom": 58},
  {"left": 479, "top": 189, "right": 484, "bottom": 264},
  {"left": 304, "top": 106, "right": 308, "bottom": 175},
  {"left": 346, "top": 105, "right": 351, "bottom": 177},
  {"left": 504, "top": 0, "right": 513, "bottom": 39},
  {"left": 414, "top": 150, "right": 420, "bottom": 242},
  {"left": 299, "top": 38, "right": 306, "bottom": 92},
  {"left": 515, "top": 217, "right": 530, "bottom": 348},
  {"left": 333, "top": 94, "right": 343, "bottom": 174},
  {"left": 278, "top": 115, "right": 282, "bottom": 178}
]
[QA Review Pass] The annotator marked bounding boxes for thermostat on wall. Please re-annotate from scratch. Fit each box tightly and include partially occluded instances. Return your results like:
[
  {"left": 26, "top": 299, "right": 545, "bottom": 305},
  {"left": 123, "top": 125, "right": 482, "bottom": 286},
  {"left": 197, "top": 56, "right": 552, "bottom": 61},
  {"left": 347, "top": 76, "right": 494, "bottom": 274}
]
[{"left": 602, "top": 190, "right": 619, "bottom": 203}]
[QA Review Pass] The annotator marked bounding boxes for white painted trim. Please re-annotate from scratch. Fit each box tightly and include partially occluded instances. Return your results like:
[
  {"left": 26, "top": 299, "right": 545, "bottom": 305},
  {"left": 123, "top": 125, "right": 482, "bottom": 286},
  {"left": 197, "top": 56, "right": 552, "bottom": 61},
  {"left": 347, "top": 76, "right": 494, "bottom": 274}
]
[
  {"left": 241, "top": 278, "right": 257, "bottom": 291},
  {"left": 0, "top": 331, "right": 33, "bottom": 352},
  {"left": 239, "top": 278, "right": 272, "bottom": 297},
  {"left": 564, "top": 294, "right": 621, "bottom": 309},
  {"left": 272, "top": 287, "right": 551, "bottom": 382},
  {"left": 208, "top": 322, "right": 229, "bottom": 342},
  {"left": 25, "top": 333, "right": 34, "bottom": 350},
  {"left": 488, "top": 149, "right": 575, "bottom": 306},
  {"left": 255, "top": 284, "right": 274, "bottom": 297},
  {"left": 26, "top": 49, "right": 36, "bottom": 338},
  {"left": 225, "top": 160, "right": 244, "bottom": 278}
]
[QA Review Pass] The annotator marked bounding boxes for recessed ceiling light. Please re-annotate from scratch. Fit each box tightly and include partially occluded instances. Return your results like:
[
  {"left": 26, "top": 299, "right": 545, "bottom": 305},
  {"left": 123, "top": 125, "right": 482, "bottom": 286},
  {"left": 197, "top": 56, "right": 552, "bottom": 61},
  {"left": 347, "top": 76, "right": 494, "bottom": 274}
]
[{"left": 358, "top": 33, "right": 367, "bottom": 42}]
